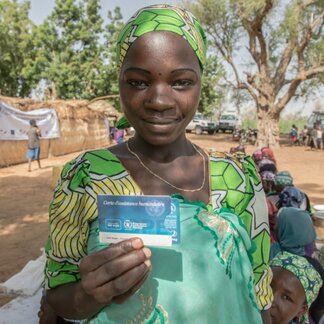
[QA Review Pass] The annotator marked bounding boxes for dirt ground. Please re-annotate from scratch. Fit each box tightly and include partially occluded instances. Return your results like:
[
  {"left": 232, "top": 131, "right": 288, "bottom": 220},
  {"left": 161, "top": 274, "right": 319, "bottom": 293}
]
[{"left": 1, "top": 133, "right": 324, "bottom": 306}]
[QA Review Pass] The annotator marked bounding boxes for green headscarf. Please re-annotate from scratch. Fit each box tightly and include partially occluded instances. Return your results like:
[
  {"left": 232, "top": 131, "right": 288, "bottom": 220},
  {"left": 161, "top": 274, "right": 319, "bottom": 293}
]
[
  {"left": 116, "top": 4, "right": 207, "bottom": 70},
  {"left": 270, "top": 251, "right": 322, "bottom": 311},
  {"left": 274, "top": 171, "right": 293, "bottom": 186}
]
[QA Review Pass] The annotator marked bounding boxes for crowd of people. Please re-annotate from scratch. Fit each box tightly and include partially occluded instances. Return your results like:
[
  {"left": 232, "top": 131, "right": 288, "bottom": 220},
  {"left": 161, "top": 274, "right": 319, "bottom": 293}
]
[
  {"left": 290, "top": 124, "right": 323, "bottom": 150},
  {"left": 38, "top": 4, "right": 323, "bottom": 324},
  {"left": 251, "top": 146, "right": 324, "bottom": 323}
]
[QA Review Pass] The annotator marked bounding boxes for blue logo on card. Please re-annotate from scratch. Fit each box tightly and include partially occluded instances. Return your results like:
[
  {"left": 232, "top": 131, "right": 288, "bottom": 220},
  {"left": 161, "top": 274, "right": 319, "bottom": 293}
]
[{"left": 145, "top": 200, "right": 166, "bottom": 217}]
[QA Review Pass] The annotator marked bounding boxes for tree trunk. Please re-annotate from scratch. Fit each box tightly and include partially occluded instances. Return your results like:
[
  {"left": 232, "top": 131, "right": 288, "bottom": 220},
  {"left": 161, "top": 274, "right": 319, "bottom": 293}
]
[{"left": 256, "top": 109, "right": 280, "bottom": 148}]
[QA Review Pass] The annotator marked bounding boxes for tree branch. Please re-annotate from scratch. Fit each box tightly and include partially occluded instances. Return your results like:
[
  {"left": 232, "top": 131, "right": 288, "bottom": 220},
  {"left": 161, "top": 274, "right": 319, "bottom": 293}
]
[
  {"left": 276, "top": 79, "right": 302, "bottom": 112},
  {"left": 273, "top": 39, "right": 296, "bottom": 94},
  {"left": 276, "top": 66, "right": 324, "bottom": 111},
  {"left": 208, "top": 26, "right": 243, "bottom": 89}
]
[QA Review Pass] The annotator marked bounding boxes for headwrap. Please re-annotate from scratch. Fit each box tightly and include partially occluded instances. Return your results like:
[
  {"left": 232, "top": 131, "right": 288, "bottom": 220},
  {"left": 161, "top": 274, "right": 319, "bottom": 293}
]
[
  {"left": 279, "top": 186, "right": 306, "bottom": 209},
  {"left": 271, "top": 207, "right": 316, "bottom": 257},
  {"left": 261, "top": 148, "right": 276, "bottom": 164},
  {"left": 115, "top": 4, "right": 208, "bottom": 130},
  {"left": 260, "top": 171, "right": 276, "bottom": 181},
  {"left": 258, "top": 158, "right": 277, "bottom": 174},
  {"left": 116, "top": 4, "right": 207, "bottom": 69},
  {"left": 274, "top": 171, "right": 293, "bottom": 186},
  {"left": 252, "top": 149, "right": 263, "bottom": 161},
  {"left": 270, "top": 251, "right": 323, "bottom": 311}
]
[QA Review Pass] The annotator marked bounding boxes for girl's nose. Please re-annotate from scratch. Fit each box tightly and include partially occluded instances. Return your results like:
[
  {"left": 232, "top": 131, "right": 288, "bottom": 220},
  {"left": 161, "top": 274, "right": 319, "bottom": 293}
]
[{"left": 144, "top": 83, "right": 175, "bottom": 111}]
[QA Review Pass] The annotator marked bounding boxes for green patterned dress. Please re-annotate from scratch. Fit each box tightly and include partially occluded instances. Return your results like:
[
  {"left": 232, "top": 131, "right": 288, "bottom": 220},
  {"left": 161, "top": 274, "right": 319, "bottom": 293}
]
[{"left": 44, "top": 149, "right": 272, "bottom": 323}]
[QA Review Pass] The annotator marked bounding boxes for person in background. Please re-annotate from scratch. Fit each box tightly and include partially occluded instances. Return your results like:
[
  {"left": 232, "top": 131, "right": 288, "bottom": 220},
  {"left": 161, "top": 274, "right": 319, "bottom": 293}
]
[
  {"left": 310, "top": 123, "right": 318, "bottom": 150},
  {"left": 279, "top": 186, "right": 309, "bottom": 211},
  {"left": 270, "top": 207, "right": 317, "bottom": 260},
  {"left": 260, "top": 171, "right": 276, "bottom": 196},
  {"left": 301, "top": 126, "right": 309, "bottom": 146},
  {"left": 252, "top": 148, "right": 263, "bottom": 171},
  {"left": 42, "top": 5, "right": 272, "bottom": 323},
  {"left": 270, "top": 251, "right": 323, "bottom": 324},
  {"left": 260, "top": 171, "right": 278, "bottom": 242},
  {"left": 113, "top": 127, "right": 125, "bottom": 144},
  {"left": 258, "top": 158, "right": 278, "bottom": 174},
  {"left": 290, "top": 124, "right": 299, "bottom": 146},
  {"left": 270, "top": 171, "right": 311, "bottom": 212},
  {"left": 305, "top": 256, "right": 324, "bottom": 324},
  {"left": 314, "top": 124, "right": 323, "bottom": 151},
  {"left": 261, "top": 147, "right": 277, "bottom": 165},
  {"left": 26, "top": 119, "right": 41, "bottom": 172}
]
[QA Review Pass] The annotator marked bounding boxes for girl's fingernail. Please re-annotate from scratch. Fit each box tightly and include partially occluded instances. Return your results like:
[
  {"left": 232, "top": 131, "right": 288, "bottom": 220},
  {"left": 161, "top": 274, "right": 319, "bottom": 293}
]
[
  {"left": 132, "top": 238, "right": 143, "bottom": 249},
  {"left": 142, "top": 247, "right": 151, "bottom": 258},
  {"left": 144, "top": 259, "right": 151, "bottom": 268}
]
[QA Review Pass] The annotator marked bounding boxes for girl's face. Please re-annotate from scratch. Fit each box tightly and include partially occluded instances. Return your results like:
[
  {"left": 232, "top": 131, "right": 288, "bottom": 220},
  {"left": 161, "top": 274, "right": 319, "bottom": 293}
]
[
  {"left": 270, "top": 267, "right": 307, "bottom": 324},
  {"left": 119, "top": 31, "right": 201, "bottom": 146}
]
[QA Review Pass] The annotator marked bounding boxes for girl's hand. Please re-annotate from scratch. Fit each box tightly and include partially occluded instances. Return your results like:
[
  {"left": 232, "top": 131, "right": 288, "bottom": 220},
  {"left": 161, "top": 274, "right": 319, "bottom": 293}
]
[{"left": 79, "top": 238, "right": 151, "bottom": 305}]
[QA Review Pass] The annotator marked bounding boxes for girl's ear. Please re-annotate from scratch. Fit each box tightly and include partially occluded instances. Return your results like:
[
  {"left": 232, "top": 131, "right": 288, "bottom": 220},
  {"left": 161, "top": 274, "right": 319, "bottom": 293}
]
[{"left": 296, "top": 303, "right": 308, "bottom": 322}]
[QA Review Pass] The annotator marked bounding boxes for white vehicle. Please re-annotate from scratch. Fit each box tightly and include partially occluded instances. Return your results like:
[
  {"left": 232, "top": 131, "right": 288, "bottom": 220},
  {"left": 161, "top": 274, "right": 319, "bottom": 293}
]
[
  {"left": 186, "top": 113, "right": 218, "bottom": 135},
  {"left": 218, "top": 113, "right": 240, "bottom": 133}
]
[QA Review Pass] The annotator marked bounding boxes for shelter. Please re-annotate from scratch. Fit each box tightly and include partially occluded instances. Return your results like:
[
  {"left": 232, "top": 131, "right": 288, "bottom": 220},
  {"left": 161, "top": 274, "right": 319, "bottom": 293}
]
[{"left": 0, "top": 96, "right": 119, "bottom": 167}]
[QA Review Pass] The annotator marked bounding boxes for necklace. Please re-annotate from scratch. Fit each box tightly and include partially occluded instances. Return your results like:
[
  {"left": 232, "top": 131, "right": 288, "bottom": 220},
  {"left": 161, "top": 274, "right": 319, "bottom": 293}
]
[{"left": 126, "top": 140, "right": 206, "bottom": 192}]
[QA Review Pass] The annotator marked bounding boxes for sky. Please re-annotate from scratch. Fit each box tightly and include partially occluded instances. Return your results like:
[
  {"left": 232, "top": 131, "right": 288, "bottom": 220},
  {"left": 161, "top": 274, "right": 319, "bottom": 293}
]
[
  {"left": 27, "top": 0, "right": 323, "bottom": 117},
  {"left": 28, "top": 0, "right": 180, "bottom": 25}
]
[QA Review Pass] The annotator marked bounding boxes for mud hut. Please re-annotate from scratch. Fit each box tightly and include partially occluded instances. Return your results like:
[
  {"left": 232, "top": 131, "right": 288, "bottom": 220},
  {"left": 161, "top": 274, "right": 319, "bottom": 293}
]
[{"left": 0, "top": 96, "right": 120, "bottom": 167}]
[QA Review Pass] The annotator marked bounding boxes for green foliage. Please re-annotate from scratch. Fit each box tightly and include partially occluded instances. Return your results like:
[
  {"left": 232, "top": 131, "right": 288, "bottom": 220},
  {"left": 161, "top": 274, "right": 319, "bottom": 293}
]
[
  {"left": 278, "top": 116, "right": 308, "bottom": 134},
  {"left": 0, "top": 0, "right": 35, "bottom": 96},
  {"left": 198, "top": 55, "right": 225, "bottom": 117},
  {"left": 100, "top": 7, "right": 124, "bottom": 110},
  {"left": 24, "top": 0, "right": 106, "bottom": 99}
]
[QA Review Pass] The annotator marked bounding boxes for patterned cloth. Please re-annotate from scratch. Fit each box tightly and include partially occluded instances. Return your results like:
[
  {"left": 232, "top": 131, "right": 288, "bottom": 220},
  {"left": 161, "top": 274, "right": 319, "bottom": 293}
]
[
  {"left": 44, "top": 149, "right": 273, "bottom": 315},
  {"left": 279, "top": 186, "right": 307, "bottom": 209},
  {"left": 270, "top": 251, "right": 323, "bottom": 318},
  {"left": 252, "top": 149, "right": 263, "bottom": 161},
  {"left": 116, "top": 4, "right": 207, "bottom": 69},
  {"left": 275, "top": 171, "right": 293, "bottom": 186},
  {"left": 260, "top": 171, "right": 276, "bottom": 181},
  {"left": 261, "top": 148, "right": 276, "bottom": 165}
]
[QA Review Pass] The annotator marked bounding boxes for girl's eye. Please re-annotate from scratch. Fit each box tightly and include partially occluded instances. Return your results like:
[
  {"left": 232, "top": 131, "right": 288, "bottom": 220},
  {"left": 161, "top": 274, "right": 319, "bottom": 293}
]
[
  {"left": 172, "top": 80, "right": 193, "bottom": 89},
  {"left": 127, "top": 80, "right": 148, "bottom": 89},
  {"left": 282, "top": 294, "right": 293, "bottom": 302}
]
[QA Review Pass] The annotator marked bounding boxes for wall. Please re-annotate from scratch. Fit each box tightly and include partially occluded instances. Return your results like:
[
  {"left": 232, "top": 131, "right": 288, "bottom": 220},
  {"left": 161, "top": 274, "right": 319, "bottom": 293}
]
[{"left": 0, "top": 97, "right": 116, "bottom": 167}]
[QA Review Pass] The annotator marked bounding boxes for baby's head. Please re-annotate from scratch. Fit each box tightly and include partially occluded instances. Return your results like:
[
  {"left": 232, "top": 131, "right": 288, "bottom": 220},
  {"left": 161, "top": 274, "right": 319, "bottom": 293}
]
[{"left": 270, "top": 251, "right": 322, "bottom": 324}]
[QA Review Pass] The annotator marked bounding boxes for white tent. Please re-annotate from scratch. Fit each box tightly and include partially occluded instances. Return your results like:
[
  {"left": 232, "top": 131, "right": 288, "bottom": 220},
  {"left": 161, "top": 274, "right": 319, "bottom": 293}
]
[{"left": 0, "top": 101, "right": 60, "bottom": 140}]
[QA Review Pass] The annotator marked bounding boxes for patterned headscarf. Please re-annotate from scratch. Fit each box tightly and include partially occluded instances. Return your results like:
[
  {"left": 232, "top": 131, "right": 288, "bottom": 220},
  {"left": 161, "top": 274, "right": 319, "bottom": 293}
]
[
  {"left": 261, "top": 148, "right": 276, "bottom": 164},
  {"left": 271, "top": 251, "right": 323, "bottom": 310},
  {"left": 279, "top": 186, "right": 306, "bottom": 209},
  {"left": 275, "top": 171, "right": 293, "bottom": 187},
  {"left": 260, "top": 171, "right": 276, "bottom": 181},
  {"left": 252, "top": 149, "right": 263, "bottom": 161},
  {"left": 116, "top": 4, "right": 208, "bottom": 69}
]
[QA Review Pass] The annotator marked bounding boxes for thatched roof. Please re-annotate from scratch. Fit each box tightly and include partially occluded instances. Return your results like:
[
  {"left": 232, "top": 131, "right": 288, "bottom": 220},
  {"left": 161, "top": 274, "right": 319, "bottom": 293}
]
[{"left": 0, "top": 95, "right": 120, "bottom": 120}]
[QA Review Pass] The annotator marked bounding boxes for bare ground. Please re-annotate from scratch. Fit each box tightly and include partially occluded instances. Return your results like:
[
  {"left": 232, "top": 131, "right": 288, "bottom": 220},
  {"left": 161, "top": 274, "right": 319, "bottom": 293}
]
[{"left": 0, "top": 133, "right": 323, "bottom": 306}]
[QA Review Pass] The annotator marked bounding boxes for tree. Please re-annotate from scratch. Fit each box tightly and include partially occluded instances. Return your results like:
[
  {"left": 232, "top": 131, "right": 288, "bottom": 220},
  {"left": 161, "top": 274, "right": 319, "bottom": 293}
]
[
  {"left": 199, "top": 55, "right": 225, "bottom": 118},
  {"left": 25, "top": 0, "right": 105, "bottom": 99},
  {"left": 0, "top": 0, "right": 35, "bottom": 97},
  {"left": 100, "top": 6, "right": 124, "bottom": 110},
  {"left": 187, "top": 0, "right": 324, "bottom": 147}
]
